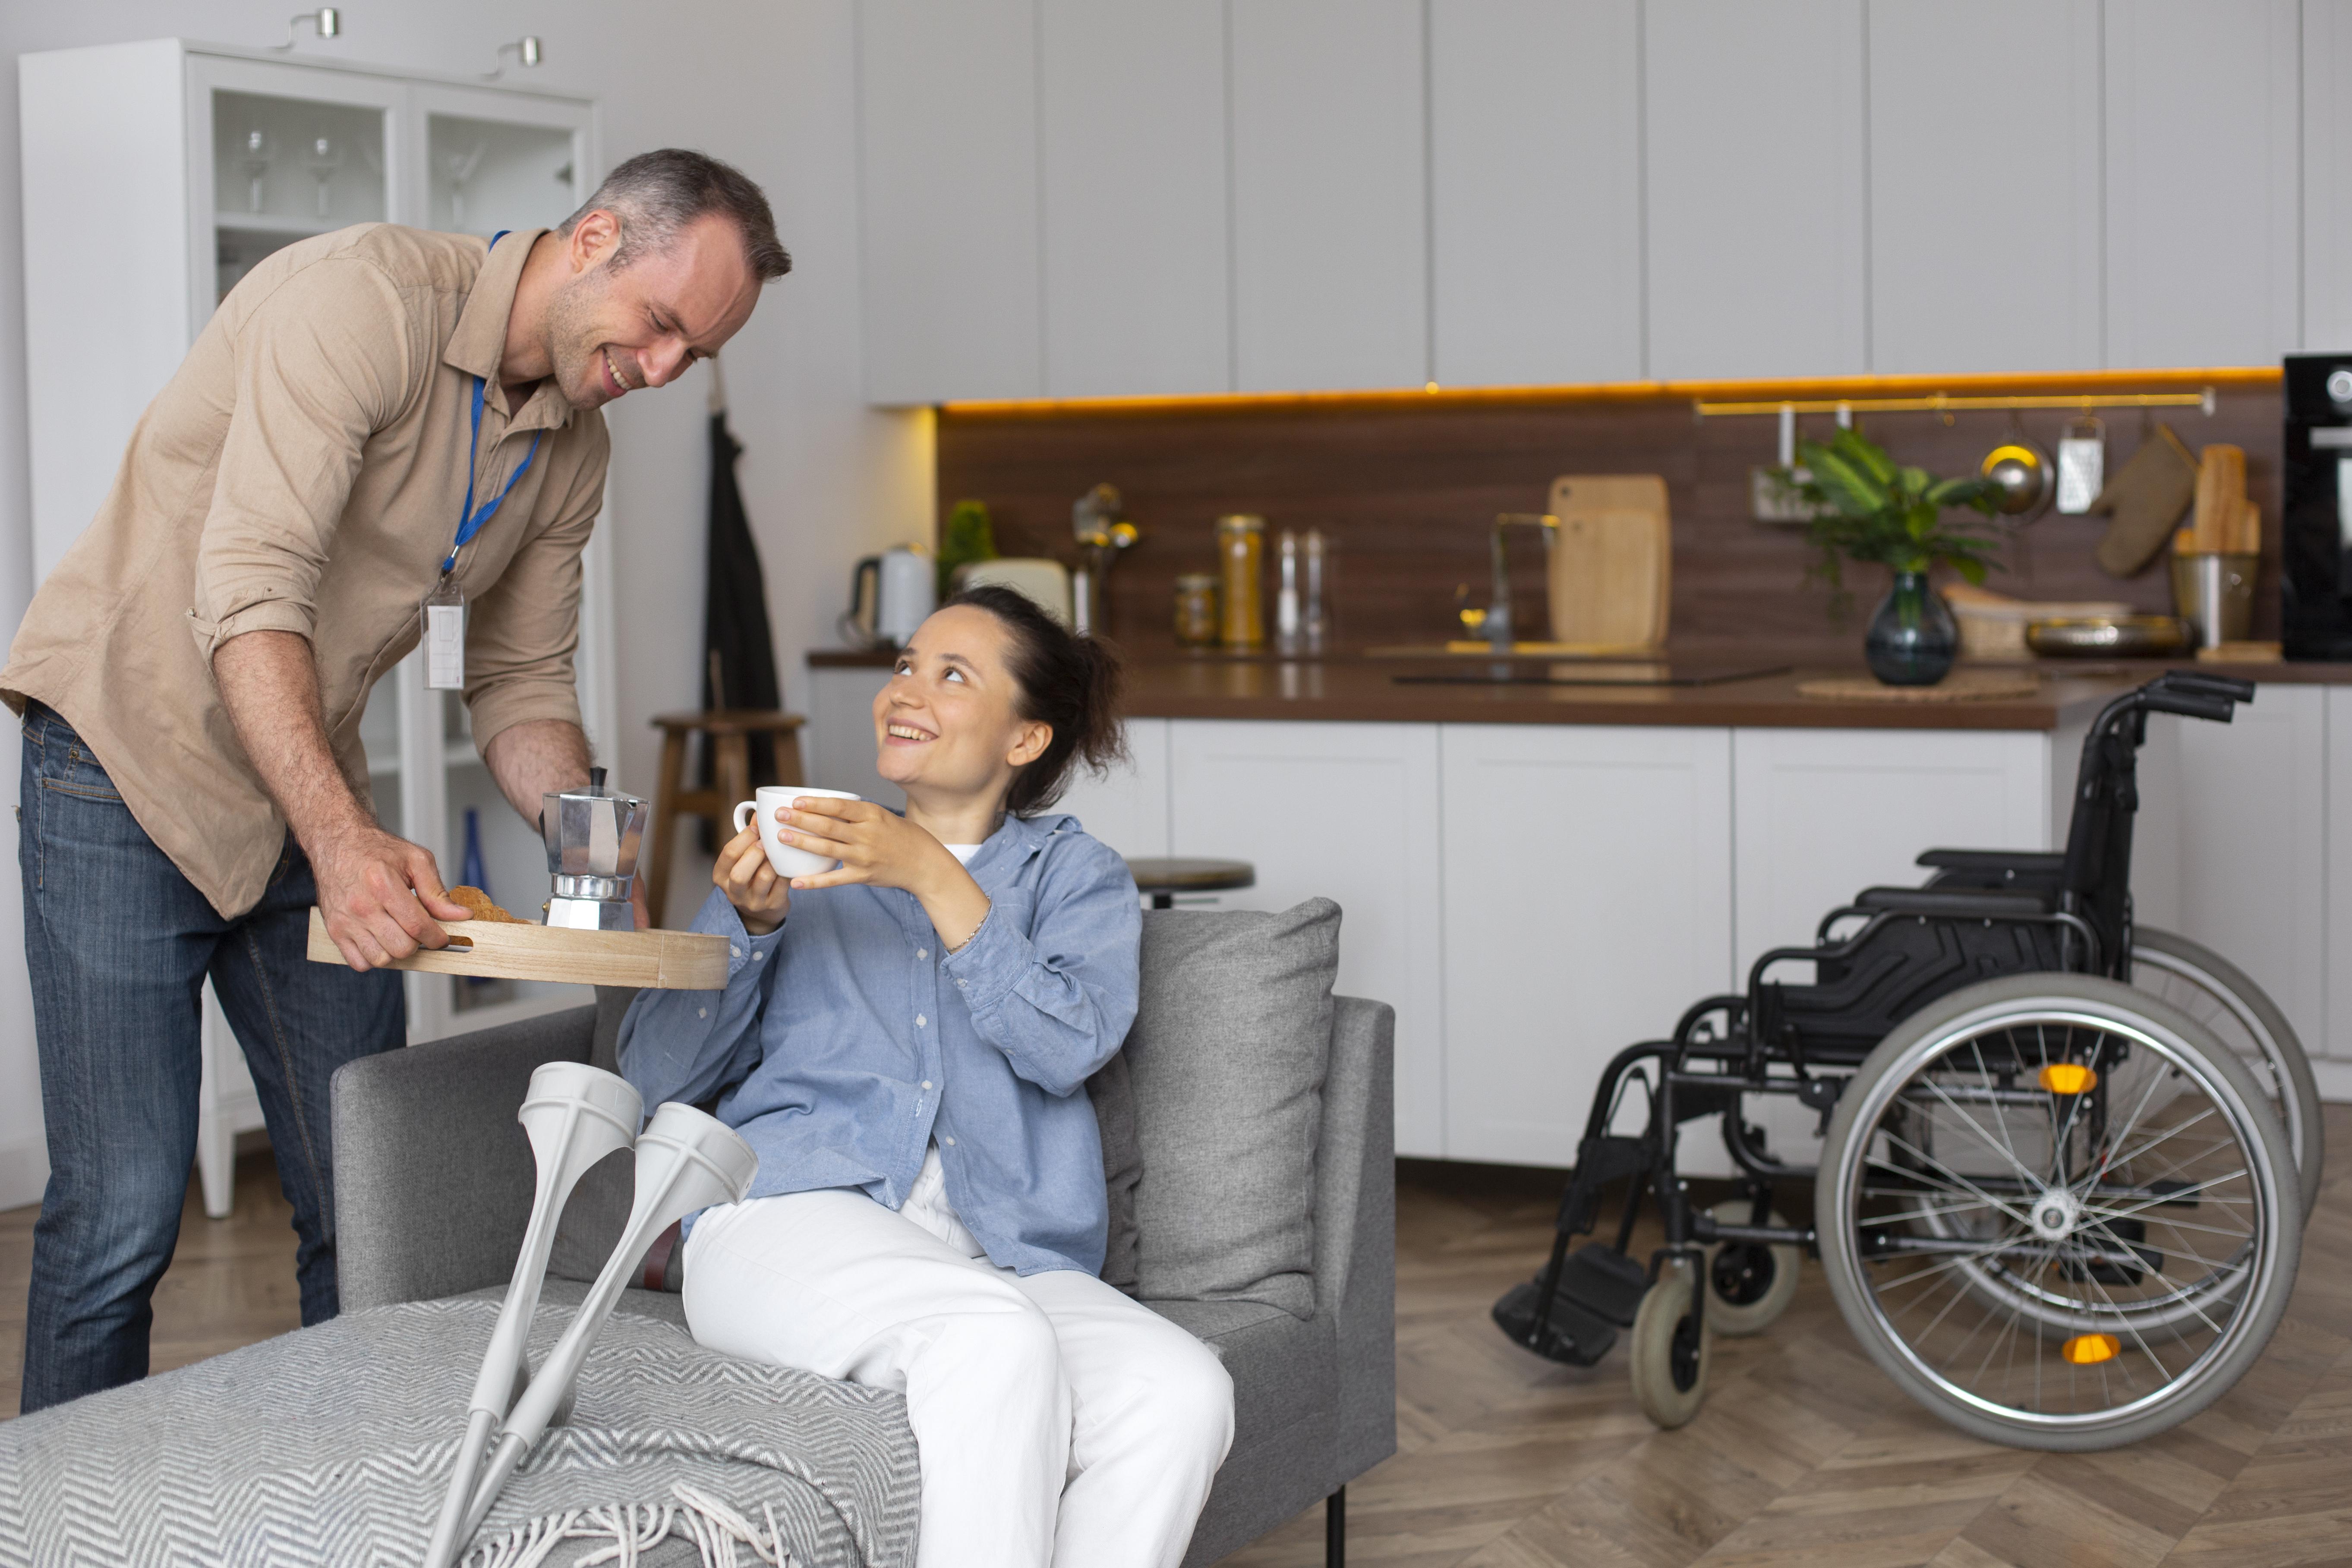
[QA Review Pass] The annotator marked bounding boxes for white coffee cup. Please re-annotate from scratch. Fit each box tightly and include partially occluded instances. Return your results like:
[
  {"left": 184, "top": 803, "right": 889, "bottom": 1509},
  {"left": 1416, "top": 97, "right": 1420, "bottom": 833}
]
[{"left": 732, "top": 786, "right": 863, "bottom": 879}]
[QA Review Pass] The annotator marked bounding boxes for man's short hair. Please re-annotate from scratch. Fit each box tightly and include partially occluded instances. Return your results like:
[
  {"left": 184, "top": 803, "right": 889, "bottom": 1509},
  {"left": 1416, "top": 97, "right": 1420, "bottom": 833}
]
[{"left": 560, "top": 148, "right": 791, "bottom": 281}]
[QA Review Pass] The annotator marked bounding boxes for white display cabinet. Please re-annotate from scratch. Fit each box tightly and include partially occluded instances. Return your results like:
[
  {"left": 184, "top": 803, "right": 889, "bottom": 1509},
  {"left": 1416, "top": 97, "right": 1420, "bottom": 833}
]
[{"left": 22, "top": 39, "right": 610, "bottom": 1216}]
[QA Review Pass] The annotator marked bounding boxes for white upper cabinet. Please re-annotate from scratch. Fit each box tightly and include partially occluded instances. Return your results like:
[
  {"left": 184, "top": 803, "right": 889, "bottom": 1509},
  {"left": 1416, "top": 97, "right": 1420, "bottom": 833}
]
[
  {"left": 857, "top": 0, "right": 1044, "bottom": 404},
  {"left": 1644, "top": 0, "right": 1867, "bottom": 380},
  {"left": 1039, "top": 0, "right": 1232, "bottom": 397},
  {"left": 2306, "top": 0, "right": 2352, "bottom": 352},
  {"left": 2107, "top": 0, "right": 2300, "bottom": 368},
  {"left": 1229, "top": 0, "right": 1429, "bottom": 392},
  {"left": 1429, "top": 0, "right": 1642, "bottom": 387},
  {"left": 1868, "top": 0, "right": 2102, "bottom": 373}
]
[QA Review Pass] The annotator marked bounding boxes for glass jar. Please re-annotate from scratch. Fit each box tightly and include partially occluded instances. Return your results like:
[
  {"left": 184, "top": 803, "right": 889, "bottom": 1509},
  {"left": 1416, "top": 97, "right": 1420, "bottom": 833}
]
[
  {"left": 1173, "top": 574, "right": 1220, "bottom": 647},
  {"left": 1216, "top": 514, "right": 1266, "bottom": 650}
]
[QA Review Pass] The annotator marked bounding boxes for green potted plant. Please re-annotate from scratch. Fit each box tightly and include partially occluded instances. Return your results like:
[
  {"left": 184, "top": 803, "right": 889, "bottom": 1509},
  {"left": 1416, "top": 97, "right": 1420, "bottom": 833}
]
[
  {"left": 936, "top": 498, "right": 999, "bottom": 599},
  {"left": 1778, "top": 427, "right": 2004, "bottom": 685}
]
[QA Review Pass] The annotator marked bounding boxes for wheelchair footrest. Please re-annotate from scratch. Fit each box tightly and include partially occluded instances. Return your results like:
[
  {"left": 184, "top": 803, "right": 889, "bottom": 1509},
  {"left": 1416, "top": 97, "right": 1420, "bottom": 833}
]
[
  {"left": 1492, "top": 1278, "right": 1618, "bottom": 1367},
  {"left": 1557, "top": 1243, "right": 1650, "bottom": 1327}
]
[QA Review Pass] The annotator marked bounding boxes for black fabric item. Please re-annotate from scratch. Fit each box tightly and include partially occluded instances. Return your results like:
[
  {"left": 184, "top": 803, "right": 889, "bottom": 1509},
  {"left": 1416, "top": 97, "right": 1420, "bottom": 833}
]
[{"left": 696, "top": 410, "right": 786, "bottom": 849}]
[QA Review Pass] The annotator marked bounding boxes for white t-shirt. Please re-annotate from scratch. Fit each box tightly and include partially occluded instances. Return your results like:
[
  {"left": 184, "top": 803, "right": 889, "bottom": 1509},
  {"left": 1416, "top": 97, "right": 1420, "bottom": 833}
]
[{"left": 945, "top": 844, "right": 982, "bottom": 865}]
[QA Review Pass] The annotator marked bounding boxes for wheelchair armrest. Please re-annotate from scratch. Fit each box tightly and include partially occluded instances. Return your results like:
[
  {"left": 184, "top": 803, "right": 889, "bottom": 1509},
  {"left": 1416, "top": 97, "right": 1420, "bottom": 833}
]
[
  {"left": 1915, "top": 848, "right": 2065, "bottom": 875},
  {"left": 1855, "top": 886, "right": 2053, "bottom": 919}
]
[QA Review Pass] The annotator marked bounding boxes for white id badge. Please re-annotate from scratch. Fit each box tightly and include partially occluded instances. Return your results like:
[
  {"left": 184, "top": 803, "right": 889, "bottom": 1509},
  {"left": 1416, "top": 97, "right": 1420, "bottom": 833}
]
[{"left": 423, "top": 578, "right": 467, "bottom": 690}]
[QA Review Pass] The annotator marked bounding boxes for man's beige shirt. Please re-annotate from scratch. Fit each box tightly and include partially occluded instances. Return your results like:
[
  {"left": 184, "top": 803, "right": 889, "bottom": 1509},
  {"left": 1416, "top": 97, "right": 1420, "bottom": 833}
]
[{"left": 1, "top": 225, "right": 609, "bottom": 918}]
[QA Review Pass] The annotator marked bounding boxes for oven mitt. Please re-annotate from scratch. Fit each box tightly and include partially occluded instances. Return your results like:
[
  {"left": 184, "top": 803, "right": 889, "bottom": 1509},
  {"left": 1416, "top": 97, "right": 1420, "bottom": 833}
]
[{"left": 2088, "top": 423, "right": 2199, "bottom": 577}]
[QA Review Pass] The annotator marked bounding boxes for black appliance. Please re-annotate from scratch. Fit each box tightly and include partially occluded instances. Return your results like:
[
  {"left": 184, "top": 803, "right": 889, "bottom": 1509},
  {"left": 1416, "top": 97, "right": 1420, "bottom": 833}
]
[{"left": 2283, "top": 352, "right": 2352, "bottom": 658}]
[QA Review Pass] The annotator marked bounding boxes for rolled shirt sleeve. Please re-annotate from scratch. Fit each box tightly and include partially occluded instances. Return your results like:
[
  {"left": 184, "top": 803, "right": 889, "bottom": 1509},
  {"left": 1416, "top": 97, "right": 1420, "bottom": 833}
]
[
  {"left": 616, "top": 887, "right": 785, "bottom": 1115},
  {"left": 941, "top": 836, "right": 1141, "bottom": 1098},
  {"left": 462, "top": 417, "right": 606, "bottom": 749},
  {"left": 186, "top": 258, "right": 417, "bottom": 660}
]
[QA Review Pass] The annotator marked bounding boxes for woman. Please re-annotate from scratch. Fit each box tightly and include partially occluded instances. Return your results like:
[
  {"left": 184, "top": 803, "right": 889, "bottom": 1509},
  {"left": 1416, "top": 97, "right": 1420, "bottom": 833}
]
[{"left": 617, "top": 587, "right": 1233, "bottom": 1568}]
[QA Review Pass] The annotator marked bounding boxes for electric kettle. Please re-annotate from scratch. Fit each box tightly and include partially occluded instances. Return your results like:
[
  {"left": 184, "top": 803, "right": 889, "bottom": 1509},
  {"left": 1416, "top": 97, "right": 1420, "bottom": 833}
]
[{"left": 843, "top": 544, "right": 935, "bottom": 649}]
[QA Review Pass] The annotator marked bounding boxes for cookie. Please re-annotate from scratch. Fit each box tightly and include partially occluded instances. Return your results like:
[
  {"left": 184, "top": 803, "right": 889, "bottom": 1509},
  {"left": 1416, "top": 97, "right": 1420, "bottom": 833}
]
[{"left": 448, "top": 885, "right": 523, "bottom": 923}]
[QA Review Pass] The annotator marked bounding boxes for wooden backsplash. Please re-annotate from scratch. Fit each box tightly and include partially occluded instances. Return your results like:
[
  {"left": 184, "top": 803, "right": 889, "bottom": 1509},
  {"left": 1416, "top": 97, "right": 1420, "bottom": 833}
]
[{"left": 935, "top": 382, "right": 2282, "bottom": 655}]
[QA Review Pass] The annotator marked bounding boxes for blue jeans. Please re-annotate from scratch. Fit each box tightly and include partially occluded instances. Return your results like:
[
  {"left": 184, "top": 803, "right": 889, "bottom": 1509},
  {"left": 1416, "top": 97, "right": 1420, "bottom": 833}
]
[{"left": 17, "top": 703, "right": 404, "bottom": 1412}]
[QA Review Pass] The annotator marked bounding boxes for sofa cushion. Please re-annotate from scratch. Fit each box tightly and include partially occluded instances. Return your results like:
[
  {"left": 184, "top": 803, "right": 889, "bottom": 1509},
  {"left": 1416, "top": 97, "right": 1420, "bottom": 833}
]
[
  {"left": 1126, "top": 899, "right": 1339, "bottom": 1320},
  {"left": 1087, "top": 1050, "right": 1143, "bottom": 1292}
]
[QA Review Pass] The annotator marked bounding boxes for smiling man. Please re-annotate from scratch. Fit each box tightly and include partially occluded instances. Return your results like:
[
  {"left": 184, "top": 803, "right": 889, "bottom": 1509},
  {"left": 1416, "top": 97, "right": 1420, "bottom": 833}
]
[{"left": 0, "top": 148, "right": 787, "bottom": 1412}]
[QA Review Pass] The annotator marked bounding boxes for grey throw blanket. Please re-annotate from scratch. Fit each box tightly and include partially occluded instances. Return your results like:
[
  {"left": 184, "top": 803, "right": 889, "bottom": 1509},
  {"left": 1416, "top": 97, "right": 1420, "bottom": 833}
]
[{"left": 0, "top": 1300, "right": 919, "bottom": 1568}]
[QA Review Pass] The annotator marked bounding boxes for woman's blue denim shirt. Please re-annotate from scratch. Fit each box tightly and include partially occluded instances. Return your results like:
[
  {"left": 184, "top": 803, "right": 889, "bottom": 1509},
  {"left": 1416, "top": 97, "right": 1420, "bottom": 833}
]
[{"left": 615, "top": 810, "right": 1141, "bottom": 1276}]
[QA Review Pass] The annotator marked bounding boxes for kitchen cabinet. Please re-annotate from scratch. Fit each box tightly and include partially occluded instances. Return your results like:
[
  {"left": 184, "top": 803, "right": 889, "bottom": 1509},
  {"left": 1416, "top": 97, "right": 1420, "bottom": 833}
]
[
  {"left": 1867, "top": 0, "right": 2102, "bottom": 373},
  {"left": 1642, "top": 0, "right": 1867, "bottom": 380},
  {"left": 1053, "top": 719, "right": 1173, "bottom": 860},
  {"left": 1438, "top": 725, "right": 1731, "bottom": 1166},
  {"left": 1228, "top": 0, "right": 1429, "bottom": 392},
  {"left": 2329, "top": 688, "right": 2352, "bottom": 1068},
  {"left": 22, "top": 39, "right": 608, "bottom": 1214},
  {"left": 855, "top": 0, "right": 1044, "bottom": 404},
  {"left": 1167, "top": 720, "right": 1446, "bottom": 1156},
  {"left": 1039, "top": 0, "right": 1230, "bottom": 398},
  {"left": 1428, "top": 0, "right": 1642, "bottom": 388},
  {"left": 2163, "top": 684, "right": 2329, "bottom": 1059},
  {"left": 2106, "top": 0, "right": 2301, "bottom": 369},
  {"left": 1731, "top": 728, "right": 2053, "bottom": 979},
  {"left": 2306, "top": 1, "right": 2352, "bottom": 352}
]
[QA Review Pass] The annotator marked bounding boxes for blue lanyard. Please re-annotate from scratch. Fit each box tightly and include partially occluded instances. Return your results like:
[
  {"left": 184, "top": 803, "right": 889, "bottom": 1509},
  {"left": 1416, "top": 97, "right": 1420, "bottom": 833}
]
[{"left": 444, "top": 230, "right": 541, "bottom": 576}]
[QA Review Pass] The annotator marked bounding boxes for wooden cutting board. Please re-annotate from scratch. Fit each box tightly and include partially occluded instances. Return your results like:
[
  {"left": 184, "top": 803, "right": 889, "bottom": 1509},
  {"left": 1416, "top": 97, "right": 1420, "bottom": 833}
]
[
  {"left": 1547, "top": 475, "right": 1670, "bottom": 650},
  {"left": 306, "top": 909, "right": 730, "bottom": 990}
]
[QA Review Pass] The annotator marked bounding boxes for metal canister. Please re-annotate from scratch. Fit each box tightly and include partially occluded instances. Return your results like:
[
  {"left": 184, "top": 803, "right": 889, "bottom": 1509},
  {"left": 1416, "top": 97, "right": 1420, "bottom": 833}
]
[
  {"left": 1173, "top": 574, "right": 1220, "bottom": 647},
  {"left": 1216, "top": 514, "right": 1265, "bottom": 650}
]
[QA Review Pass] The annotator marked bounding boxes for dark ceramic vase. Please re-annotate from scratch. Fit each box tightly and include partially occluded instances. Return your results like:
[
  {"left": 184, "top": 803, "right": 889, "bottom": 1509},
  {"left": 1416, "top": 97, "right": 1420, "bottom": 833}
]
[{"left": 1864, "top": 571, "right": 1958, "bottom": 686}]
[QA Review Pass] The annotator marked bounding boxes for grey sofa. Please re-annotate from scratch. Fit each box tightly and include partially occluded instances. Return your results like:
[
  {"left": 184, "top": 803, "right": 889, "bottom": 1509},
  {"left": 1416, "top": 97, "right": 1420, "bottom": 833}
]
[{"left": 333, "top": 978, "right": 1395, "bottom": 1567}]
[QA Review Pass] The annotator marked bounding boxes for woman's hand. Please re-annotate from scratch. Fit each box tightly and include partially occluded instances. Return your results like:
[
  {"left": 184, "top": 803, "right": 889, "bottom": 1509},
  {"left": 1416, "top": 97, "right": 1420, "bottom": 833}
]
[
  {"left": 713, "top": 823, "right": 790, "bottom": 935},
  {"left": 776, "top": 796, "right": 993, "bottom": 950}
]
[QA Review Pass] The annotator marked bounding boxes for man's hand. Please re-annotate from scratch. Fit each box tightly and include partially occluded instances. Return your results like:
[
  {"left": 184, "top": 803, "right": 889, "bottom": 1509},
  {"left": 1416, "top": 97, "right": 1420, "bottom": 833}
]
[
  {"left": 713, "top": 823, "right": 789, "bottom": 935},
  {"left": 313, "top": 819, "right": 473, "bottom": 970}
]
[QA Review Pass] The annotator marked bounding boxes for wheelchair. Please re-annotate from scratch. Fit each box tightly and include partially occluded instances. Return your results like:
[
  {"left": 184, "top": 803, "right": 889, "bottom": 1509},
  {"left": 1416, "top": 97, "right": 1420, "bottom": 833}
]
[{"left": 1494, "top": 671, "right": 2317, "bottom": 1450}]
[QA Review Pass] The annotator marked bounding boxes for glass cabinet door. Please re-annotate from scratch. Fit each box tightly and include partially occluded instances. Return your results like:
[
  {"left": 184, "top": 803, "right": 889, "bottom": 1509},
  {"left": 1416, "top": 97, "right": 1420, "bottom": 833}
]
[
  {"left": 398, "top": 86, "right": 599, "bottom": 1038},
  {"left": 189, "top": 57, "right": 406, "bottom": 312}
]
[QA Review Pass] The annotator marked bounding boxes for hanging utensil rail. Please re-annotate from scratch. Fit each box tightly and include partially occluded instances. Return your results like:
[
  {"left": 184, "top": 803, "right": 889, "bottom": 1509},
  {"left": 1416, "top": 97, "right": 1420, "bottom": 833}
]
[{"left": 1695, "top": 388, "right": 2215, "bottom": 419}]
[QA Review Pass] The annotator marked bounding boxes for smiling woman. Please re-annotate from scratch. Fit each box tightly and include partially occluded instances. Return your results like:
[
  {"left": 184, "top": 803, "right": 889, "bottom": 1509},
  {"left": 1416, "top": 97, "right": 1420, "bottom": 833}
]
[{"left": 615, "top": 590, "right": 1230, "bottom": 1568}]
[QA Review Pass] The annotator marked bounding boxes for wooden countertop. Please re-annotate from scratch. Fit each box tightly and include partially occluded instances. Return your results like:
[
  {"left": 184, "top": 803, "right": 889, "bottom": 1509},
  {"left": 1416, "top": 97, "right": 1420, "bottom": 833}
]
[{"left": 808, "top": 644, "right": 2352, "bottom": 730}]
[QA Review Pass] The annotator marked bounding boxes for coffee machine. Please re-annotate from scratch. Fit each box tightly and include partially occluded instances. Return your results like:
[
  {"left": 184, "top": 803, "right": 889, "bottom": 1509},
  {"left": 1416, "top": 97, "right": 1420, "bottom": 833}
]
[
  {"left": 541, "top": 767, "right": 649, "bottom": 930},
  {"left": 2282, "top": 353, "right": 2352, "bottom": 659}
]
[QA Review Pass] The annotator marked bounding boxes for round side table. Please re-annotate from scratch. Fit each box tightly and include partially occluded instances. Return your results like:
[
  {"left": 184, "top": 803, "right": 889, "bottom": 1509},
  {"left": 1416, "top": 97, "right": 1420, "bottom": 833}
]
[{"left": 1124, "top": 857, "right": 1256, "bottom": 910}]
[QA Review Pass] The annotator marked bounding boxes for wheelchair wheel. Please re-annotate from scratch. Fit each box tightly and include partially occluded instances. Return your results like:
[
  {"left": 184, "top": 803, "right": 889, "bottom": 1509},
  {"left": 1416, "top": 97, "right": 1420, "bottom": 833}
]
[
  {"left": 1816, "top": 974, "right": 2300, "bottom": 1450},
  {"left": 1628, "top": 1260, "right": 1711, "bottom": 1429},
  {"left": 1703, "top": 1201, "right": 1800, "bottom": 1337},
  {"left": 2131, "top": 927, "right": 2324, "bottom": 1218}
]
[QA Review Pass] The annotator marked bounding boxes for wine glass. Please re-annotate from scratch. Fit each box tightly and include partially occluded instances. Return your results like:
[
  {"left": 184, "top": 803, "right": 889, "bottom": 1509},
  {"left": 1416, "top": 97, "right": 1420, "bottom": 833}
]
[
  {"left": 441, "top": 140, "right": 487, "bottom": 230},
  {"left": 240, "top": 125, "right": 272, "bottom": 214},
  {"left": 306, "top": 130, "right": 345, "bottom": 219}
]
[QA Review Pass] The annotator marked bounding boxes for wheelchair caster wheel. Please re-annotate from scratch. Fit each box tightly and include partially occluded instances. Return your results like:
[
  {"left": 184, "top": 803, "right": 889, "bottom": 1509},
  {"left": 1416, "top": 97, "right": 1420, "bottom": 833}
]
[
  {"left": 1629, "top": 1261, "right": 1710, "bottom": 1429},
  {"left": 1704, "top": 1202, "right": 1800, "bottom": 1337}
]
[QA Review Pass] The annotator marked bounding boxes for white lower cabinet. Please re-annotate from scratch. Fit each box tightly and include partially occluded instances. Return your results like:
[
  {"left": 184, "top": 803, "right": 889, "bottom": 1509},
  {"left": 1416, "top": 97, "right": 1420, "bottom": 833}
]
[
  {"left": 1731, "top": 728, "right": 2055, "bottom": 979},
  {"left": 2162, "top": 684, "right": 2330, "bottom": 1060},
  {"left": 1054, "top": 719, "right": 1171, "bottom": 860},
  {"left": 2330, "top": 690, "right": 2352, "bottom": 1067},
  {"left": 1167, "top": 720, "right": 1446, "bottom": 1157},
  {"left": 1438, "top": 725, "right": 1732, "bottom": 1167}
]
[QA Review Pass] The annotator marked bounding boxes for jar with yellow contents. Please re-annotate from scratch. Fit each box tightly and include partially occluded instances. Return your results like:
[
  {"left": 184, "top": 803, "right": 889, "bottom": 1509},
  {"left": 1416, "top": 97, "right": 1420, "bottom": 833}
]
[{"left": 1215, "top": 514, "right": 1266, "bottom": 650}]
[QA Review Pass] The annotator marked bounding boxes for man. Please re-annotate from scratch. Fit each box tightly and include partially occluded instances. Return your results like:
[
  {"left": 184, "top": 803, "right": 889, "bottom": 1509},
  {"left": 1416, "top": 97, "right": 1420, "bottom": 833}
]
[{"left": 2, "top": 148, "right": 788, "bottom": 1412}]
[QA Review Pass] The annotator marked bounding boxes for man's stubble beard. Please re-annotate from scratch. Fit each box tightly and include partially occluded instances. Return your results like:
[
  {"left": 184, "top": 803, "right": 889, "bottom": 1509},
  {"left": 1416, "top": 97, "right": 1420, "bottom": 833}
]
[{"left": 538, "top": 267, "right": 612, "bottom": 411}]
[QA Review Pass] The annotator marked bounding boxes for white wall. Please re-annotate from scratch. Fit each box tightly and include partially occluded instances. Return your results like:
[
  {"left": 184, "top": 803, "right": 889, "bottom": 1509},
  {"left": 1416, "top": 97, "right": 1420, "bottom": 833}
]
[{"left": 0, "top": 2, "right": 927, "bottom": 1208}]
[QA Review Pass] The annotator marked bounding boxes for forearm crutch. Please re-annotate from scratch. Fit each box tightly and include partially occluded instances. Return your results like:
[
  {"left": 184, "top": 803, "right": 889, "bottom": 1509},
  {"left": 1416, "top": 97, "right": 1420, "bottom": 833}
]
[
  {"left": 422, "top": 1063, "right": 643, "bottom": 1568},
  {"left": 451, "top": 1101, "right": 759, "bottom": 1551}
]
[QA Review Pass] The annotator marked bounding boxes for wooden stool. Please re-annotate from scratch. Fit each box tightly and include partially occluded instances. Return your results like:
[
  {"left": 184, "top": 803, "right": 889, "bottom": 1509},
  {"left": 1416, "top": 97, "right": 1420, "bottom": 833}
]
[
  {"left": 1124, "top": 856, "right": 1256, "bottom": 910},
  {"left": 644, "top": 710, "right": 807, "bottom": 924}
]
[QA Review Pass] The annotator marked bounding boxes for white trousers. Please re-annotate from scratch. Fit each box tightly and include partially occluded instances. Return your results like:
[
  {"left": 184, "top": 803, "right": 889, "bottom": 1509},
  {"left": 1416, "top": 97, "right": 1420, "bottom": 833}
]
[{"left": 682, "top": 1149, "right": 1235, "bottom": 1568}]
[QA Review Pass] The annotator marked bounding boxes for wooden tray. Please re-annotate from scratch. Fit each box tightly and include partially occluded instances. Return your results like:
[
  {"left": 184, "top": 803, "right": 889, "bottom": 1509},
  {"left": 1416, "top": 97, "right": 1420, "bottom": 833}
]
[{"left": 306, "top": 909, "right": 730, "bottom": 990}]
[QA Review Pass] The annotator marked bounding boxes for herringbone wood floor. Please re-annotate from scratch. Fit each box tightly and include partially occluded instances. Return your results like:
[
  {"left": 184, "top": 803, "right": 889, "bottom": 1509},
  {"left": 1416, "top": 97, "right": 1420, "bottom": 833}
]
[
  {"left": 4, "top": 1120, "right": 2349, "bottom": 1566},
  {"left": 1225, "top": 1107, "right": 2352, "bottom": 1568}
]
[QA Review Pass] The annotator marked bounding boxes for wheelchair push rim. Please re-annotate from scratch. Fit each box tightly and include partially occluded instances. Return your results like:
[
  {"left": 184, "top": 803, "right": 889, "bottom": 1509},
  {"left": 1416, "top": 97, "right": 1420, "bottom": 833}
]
[
  {"left": 1816, "top": 975, "right": 2301, "bottom": 1448},
  {"left": 2128, "top": 927, "right": 2324, "bottom": 1219}
]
